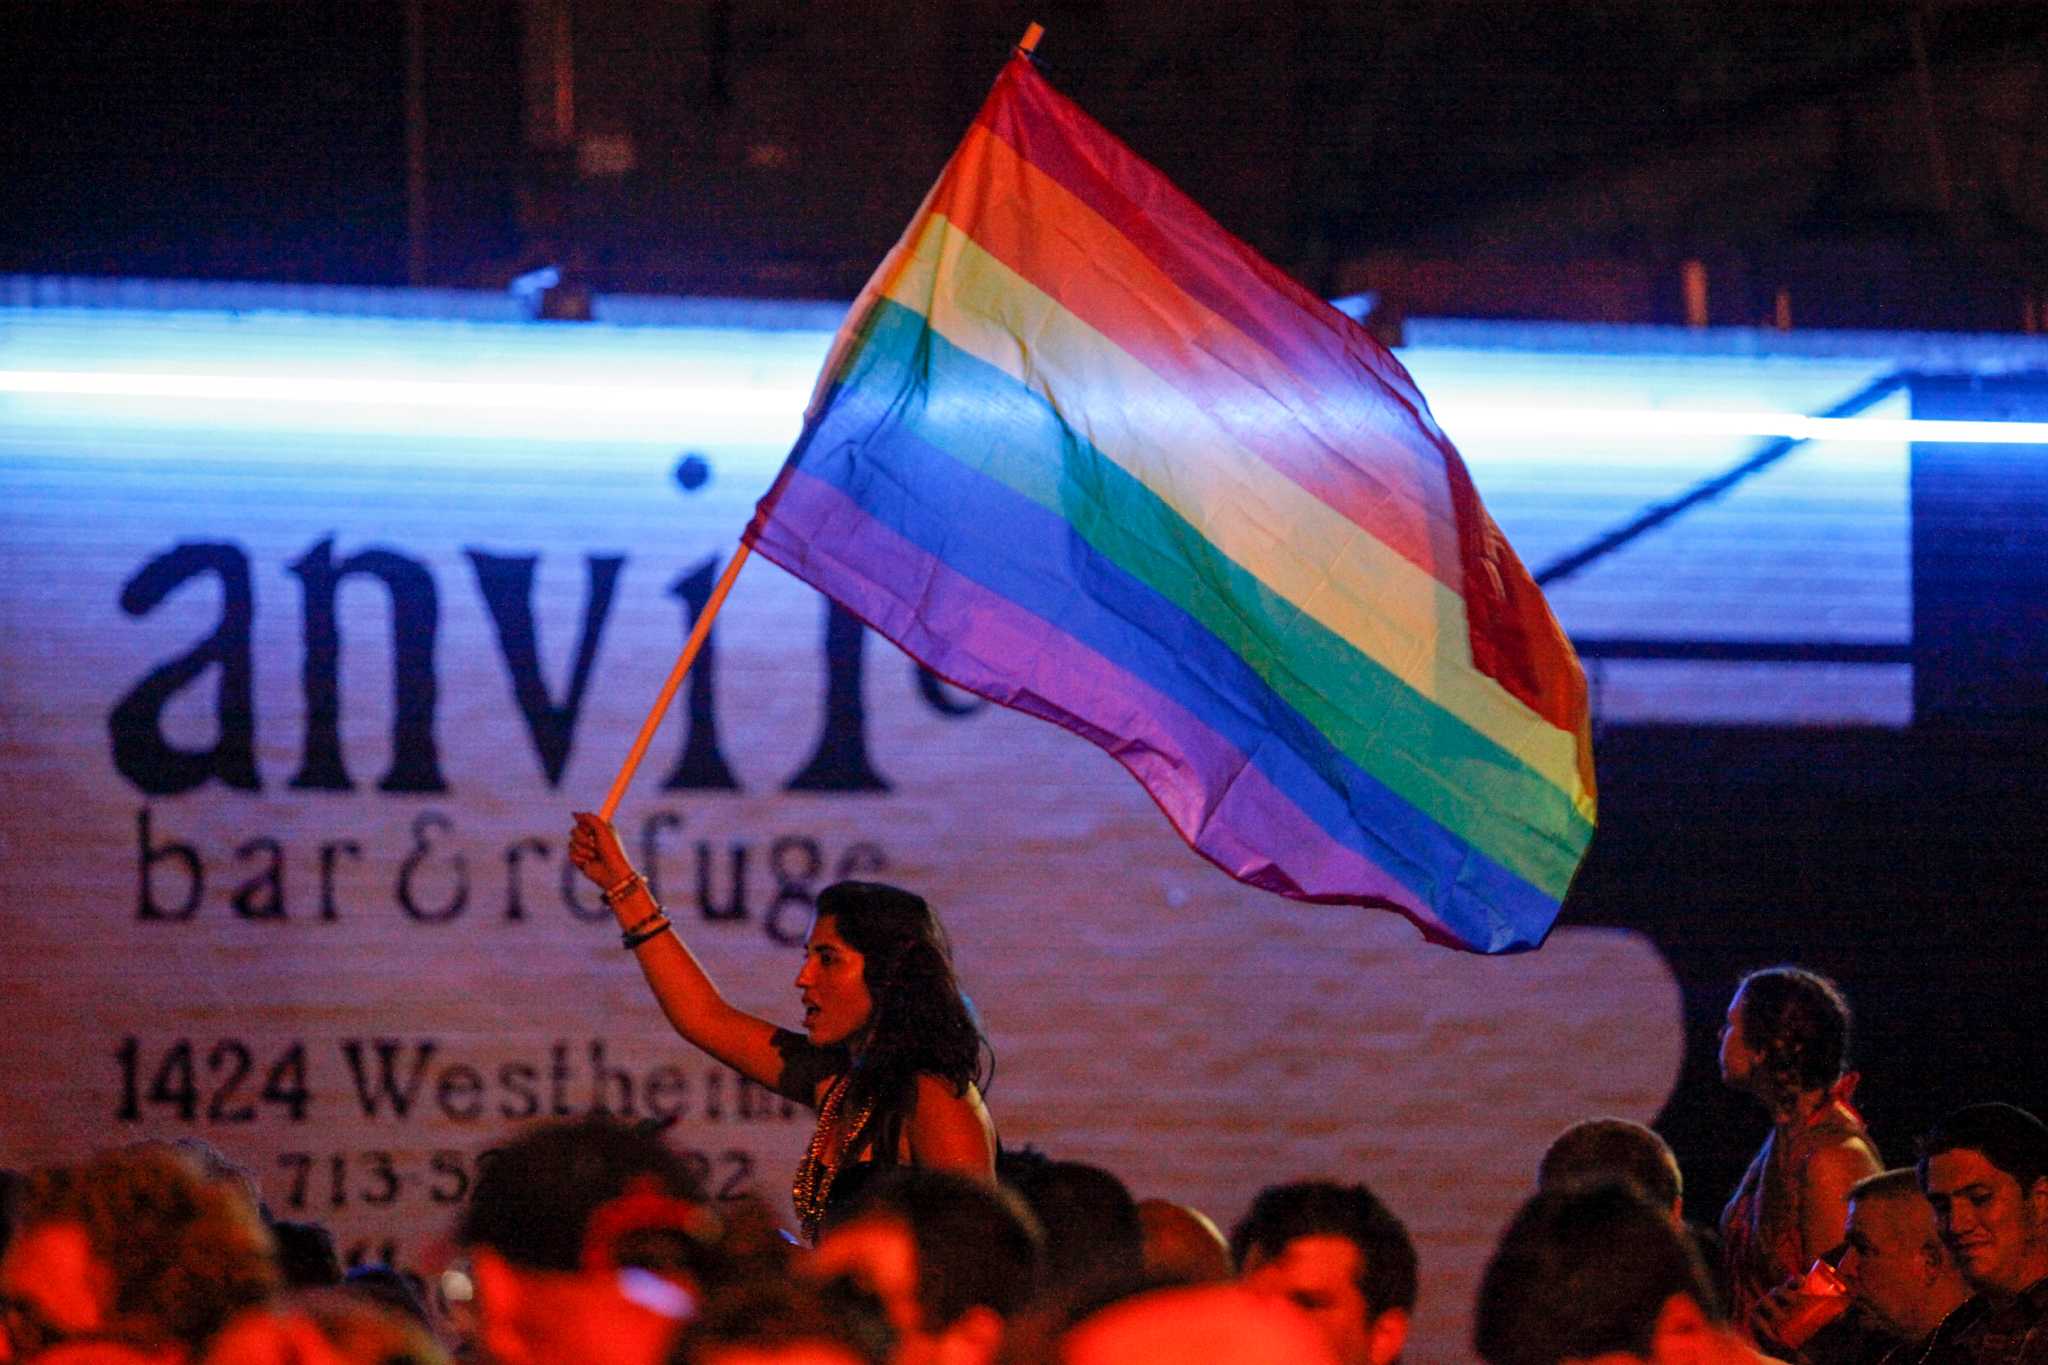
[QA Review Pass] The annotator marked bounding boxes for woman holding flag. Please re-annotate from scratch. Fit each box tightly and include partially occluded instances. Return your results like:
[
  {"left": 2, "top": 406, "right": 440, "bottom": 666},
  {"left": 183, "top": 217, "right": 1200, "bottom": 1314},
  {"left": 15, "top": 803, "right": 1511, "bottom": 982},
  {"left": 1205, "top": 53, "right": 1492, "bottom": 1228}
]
[{"left": 567, "top": 812, "right": 997, "bottom": 1241}]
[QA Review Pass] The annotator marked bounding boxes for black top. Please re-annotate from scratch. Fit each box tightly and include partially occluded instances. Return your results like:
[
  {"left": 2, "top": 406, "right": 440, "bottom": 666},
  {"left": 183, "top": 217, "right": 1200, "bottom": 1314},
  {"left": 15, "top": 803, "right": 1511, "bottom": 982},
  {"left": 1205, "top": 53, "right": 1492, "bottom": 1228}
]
[
  {"left": 772, "top": 1028, "right": 908, "bottom": 1232},
  {"left": 1918, "top": 1275, "right": 2048, "bottom": 1365}
]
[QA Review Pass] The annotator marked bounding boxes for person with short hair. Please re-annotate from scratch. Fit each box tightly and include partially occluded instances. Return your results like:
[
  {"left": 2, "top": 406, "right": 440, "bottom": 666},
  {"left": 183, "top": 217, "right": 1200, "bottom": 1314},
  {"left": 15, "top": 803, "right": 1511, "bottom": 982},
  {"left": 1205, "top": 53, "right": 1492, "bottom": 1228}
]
[
  {"left": 1005, "top": 1160, "right": 1144, "bottom": 1299},
  {"left": 1230, "top": 1180, "right": 1417, "bottom": 1365},
  {"left": 1475, "top": 1180, "right": 1773, "bottom": 1365},
  {"left": 1540, "top": 1119, "right": 1685, "bottom": 1220},
  {"left": 1136, "top": 1198, "right": 1232, "bottom": 1286},
  {"left": 804, "top": 1168, "right": 1040, "bottom": 1365},
  {"left": 1914, "top": 1102, "right": 2048, "bottom": 1363},
  {"left": 0, "top": 1145, "right": 278, "bottom": 1363},
  {"left": 1540, "top": 1116, "right": 1735, "bottom": 1317},
  {"left": 1718, "top": 967, "right": 1883, "bottom": 1338},
  {"left": 455, "top": 1116, "right": 723, "bottom": 1365},
  {"left": 569, "top": 816, "right": 997, "bottom": 1243},
  {"left": 1836, "top": 1169, "right": 1973, "bottom": 1362}
]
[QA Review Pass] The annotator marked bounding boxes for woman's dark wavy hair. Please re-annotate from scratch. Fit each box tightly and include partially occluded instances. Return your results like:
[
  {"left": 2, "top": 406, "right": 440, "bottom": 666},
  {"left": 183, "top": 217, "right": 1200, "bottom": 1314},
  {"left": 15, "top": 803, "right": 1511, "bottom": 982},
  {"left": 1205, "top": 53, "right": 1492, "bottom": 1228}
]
[
  {"left": 819, "top": 881, "right": 991, "bottom": 1123},
  {"left": 1733, "top": 965, "right": 1852, "bottom": 1107}
]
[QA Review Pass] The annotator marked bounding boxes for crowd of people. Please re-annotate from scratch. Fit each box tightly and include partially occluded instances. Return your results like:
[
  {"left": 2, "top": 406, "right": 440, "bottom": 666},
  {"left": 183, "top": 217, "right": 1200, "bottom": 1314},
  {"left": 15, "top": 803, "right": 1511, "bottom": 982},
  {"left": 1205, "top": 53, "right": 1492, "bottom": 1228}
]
[
  {"left": 3, "top": 844, "right": 2043, "bottom": 1365},
  {"left": 1, "top": 1072, "right": 2042, "bottom": 1364}
]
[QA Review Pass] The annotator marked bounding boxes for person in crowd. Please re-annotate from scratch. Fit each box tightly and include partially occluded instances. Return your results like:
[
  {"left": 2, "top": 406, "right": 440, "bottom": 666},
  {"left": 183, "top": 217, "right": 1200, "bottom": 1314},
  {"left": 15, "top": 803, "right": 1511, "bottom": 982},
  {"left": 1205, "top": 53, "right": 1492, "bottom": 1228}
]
[
  {"left": 199, "top": 1289, "right": 449, "bottom": 1365},
  {"left": 669, "top": 1276, "right": 892, "bottom": 1365},
  {"left": 568, "top": 815, "right": 996, "bottom": 1242},
  {"left": 1915, "top": 1102, "right": 2048, "bottom": 1363},
  {"left": 1058, "top": 1282, "right": 1339, "bottom": 1365},
  {"left": 0, "top": 1145, "right": 278, "bottom": 1364},
  {"left": 1476, "top": 1180, "right": 1778, "bottom": 1365},
  {"left": 1719, "top": 967, "right": 1883, "bottom": 1335},
  {"left": 1136, "top": 1199, "right": 1233, "bottom": 1286},
  {"left": 1828, "top": 1170, "right": 1974, "bottom": 1362},
  {"left": 145, "top": 1138, "right": 341, "bottom": 1294},
  {"left": 1230, "top": 1180, "right": 1416, "bottom": 1365},
  {"left": 454, "top": 1116, "right": 725, "bottom": 1365},
  {"left": 1539, "top": 1117, "right": 1734, "bottom": 1316},
  {"left": 1540, "top": 1119, "right": 1686, "bottom": 1222},
  {"left": 804, "top": 1168, "right": 1039, "bottom": 1365},
  {"left": 1003, "top": 1160, "right": 1144, "bottom": 1300}
]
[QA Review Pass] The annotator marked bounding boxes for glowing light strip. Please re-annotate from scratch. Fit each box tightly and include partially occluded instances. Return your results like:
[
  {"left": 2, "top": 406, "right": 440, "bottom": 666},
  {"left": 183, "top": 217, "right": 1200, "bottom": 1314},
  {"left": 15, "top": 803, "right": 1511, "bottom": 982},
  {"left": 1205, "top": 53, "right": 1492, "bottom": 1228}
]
[
  {"left": 0, "top": 369, "right": 812, "bottom": 418},
  {"left": 1430, "top": 403, "right": 2048, "bottom": 446},
  {"left": 6, "top": 369, "right": 2048, "bottom": 445}
]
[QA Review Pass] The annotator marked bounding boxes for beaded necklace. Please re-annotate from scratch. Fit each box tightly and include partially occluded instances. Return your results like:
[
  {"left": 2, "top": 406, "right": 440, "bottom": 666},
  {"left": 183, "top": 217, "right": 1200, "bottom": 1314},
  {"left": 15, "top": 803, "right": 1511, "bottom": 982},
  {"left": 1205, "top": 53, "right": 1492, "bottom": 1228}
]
[{"left": 792, "top": 1070, "right": 875, "bottom": 1244}]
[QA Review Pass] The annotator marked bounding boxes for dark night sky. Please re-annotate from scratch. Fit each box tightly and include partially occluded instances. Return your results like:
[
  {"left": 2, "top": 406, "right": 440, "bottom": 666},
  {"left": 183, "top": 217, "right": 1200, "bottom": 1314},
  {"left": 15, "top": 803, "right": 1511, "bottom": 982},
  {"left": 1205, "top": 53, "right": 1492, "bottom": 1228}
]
[
  {"left": 8, "top": 1, "right": 2042, "bottom": 291},
  {"left": 10, "top": 3, "right": 411, "bottom": 280}
]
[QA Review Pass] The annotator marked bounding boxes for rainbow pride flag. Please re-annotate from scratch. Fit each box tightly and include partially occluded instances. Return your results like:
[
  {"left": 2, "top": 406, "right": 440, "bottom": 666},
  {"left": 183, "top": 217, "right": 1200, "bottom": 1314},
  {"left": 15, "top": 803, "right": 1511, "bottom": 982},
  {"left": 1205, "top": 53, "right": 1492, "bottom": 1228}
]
[{"left": 745, "top": 52, "right": 1595, "bottom": 951}]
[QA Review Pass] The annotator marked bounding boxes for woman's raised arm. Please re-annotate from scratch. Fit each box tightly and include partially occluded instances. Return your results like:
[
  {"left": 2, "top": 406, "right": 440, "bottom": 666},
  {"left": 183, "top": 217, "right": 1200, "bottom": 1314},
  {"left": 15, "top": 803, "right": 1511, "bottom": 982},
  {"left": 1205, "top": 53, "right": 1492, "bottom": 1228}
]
[{"left": 568, "top": 811, "right": 792, "bottom": 1093}]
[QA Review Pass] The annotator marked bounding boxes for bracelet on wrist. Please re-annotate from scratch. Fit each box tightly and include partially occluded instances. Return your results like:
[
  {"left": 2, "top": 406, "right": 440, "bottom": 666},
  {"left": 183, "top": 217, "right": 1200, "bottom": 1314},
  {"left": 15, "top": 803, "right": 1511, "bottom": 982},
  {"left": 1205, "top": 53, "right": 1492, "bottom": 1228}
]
[
  {"left": 620, "top": 907, "right": 667, "bottom": 937},
  {"left": 622, "top": 918, "right": 672, "bottom": 950},
  {"left": 600, "top": 871, "right": 645, "bottom": 906}
]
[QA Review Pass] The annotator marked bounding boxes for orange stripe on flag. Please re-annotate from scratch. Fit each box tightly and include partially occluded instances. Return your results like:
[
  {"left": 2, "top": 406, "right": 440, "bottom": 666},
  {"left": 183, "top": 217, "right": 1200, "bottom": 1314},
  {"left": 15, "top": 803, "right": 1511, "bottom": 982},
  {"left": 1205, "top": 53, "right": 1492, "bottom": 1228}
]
[{"left": 929, "top": 122, "right": 1465, "bottom": 592}]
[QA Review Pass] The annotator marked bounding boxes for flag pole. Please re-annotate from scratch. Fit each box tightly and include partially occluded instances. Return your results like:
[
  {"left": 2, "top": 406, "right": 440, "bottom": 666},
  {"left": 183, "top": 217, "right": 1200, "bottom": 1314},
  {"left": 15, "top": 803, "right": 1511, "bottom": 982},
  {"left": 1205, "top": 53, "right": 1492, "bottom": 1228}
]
[
  {"left": 597, "top": 540, "right": 752, "bottom": 821},
  {"left": 601, "top": 22, "right": 1040, "bottom": 824}
]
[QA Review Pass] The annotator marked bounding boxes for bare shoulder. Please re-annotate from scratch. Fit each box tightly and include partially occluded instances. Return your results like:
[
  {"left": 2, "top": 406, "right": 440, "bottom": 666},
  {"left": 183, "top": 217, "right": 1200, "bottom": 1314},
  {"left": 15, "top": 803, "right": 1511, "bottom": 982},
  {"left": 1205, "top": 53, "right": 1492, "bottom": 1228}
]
[
  {"left": 907, "top": 1074, "right": 997, "bottom": 1179},
  {"left": 1806, "top": 1135, "right": 1882, "bottom": 1187}
]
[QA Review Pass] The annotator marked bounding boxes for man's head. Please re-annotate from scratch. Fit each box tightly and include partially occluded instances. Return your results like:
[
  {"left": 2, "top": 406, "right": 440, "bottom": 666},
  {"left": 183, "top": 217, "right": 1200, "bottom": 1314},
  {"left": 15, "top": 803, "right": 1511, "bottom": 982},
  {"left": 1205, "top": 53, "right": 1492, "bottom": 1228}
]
[
  {"left": 806, "top": 1169, "right": 1040, "bottom": 1365},
  {"left": 456, "top": 1117, "right": 717, "bottom": 1365},
  {"left": 1005, "top": 1161, "right": 1143, "bottom": 1298},
  {"left": 1474, "top": 1180, "right": 1734, "bottom": 1365},
  {"left": 1839, "top": 1169, "right": 1970, "bottom": 1341},
  {"left": 1230, "top": 1181, "right": 1416, "bottom": 1365},
  {"left": 1135, "top": 1200, "right": 1232, "bottom": 1286},
  {"left": 1538, "top": 1120, "right": 1685, "bottom": 1222},
  {"left": 1916, "top": 1102, "right": 2048, "bottom": 1297},
  {"left": 0, "top": 1146, "right": 277, "bottom": 1361}
]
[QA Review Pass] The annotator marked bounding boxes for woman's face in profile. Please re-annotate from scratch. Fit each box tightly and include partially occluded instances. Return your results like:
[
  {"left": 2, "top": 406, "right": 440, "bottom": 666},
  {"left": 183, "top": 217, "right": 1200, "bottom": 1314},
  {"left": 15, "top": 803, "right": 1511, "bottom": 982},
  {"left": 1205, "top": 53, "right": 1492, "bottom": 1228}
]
[
  {"left": 1718, "top": 988, "right": 1761, "bottom": 1089},
  {"left": 796, "top": 915, "right": 875, "bottom": 1047}
]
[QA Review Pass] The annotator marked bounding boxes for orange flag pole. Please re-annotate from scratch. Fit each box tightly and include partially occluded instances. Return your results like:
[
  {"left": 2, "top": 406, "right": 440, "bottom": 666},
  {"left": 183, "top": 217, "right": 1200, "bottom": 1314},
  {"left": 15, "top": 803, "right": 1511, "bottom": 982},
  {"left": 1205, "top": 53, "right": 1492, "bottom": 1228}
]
[
  {"left": 597, "top": 540, "right": 752, "bottom": 821},
  {"left": 602, "top": 24, "right": 1041, "bottom": 823}
]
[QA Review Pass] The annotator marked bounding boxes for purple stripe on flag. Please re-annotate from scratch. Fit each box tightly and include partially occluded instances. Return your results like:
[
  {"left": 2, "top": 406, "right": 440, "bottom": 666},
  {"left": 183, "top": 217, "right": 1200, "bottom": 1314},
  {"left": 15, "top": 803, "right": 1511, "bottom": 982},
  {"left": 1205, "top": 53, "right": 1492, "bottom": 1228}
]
[{"left": 756, "top": 467, "right": 1462, "bottom": 945}]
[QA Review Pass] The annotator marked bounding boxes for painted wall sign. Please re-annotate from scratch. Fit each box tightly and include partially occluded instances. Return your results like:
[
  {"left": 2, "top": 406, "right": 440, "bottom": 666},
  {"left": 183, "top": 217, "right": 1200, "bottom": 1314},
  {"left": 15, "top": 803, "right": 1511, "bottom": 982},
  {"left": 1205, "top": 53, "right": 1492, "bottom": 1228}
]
[{"left": 5, "top": 286, "right": 2043, "bottom": 1358}]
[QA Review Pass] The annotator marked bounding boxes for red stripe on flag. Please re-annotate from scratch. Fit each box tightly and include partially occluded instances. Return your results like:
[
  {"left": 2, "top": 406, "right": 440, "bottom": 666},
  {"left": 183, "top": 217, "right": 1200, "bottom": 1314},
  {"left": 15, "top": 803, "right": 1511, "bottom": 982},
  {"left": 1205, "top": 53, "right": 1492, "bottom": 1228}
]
[
  {"left": 926, "top": 123, "right": 1464, "bottom": 591},
  {"left": 977, "top": 55, "right": 1588, "bottom": 733}
]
